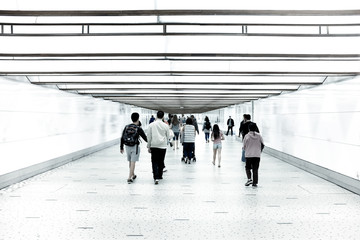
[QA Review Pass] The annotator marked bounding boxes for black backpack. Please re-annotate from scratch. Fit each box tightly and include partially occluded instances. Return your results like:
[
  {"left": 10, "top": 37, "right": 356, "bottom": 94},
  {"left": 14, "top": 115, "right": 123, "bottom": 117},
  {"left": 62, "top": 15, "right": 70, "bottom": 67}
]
[
  {"left": 205, "top": 122, "right": 211, "bottom": 130},
  {"left": 122, "top": 124, "right": 139, "bottom": 146}
]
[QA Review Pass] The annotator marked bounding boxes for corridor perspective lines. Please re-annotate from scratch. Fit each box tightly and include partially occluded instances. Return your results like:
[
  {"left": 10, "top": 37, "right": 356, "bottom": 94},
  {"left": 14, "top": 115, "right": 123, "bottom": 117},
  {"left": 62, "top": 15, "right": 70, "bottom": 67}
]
[{"left": 0, "top": 136, "right": 359, "bottom": 240}]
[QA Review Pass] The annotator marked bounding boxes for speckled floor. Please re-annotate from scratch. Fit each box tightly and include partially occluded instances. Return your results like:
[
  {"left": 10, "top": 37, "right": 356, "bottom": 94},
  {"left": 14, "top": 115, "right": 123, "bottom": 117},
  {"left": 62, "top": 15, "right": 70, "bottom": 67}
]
[{"left": 0, "top": 136, "right": 359, "bottom": 240}]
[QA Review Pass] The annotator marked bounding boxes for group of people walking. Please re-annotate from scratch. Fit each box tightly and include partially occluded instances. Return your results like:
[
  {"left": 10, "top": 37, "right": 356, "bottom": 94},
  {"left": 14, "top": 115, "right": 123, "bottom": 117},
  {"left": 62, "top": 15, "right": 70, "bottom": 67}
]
[{"left": 120, "top": 111, "right": 264, "bottom": 187}]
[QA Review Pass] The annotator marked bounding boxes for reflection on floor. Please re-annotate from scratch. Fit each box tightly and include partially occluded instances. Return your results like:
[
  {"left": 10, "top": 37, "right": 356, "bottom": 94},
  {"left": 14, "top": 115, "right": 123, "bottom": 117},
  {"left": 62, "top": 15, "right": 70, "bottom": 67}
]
[{"left": 1, "top": 135, "right": 359, "bottom": 240}]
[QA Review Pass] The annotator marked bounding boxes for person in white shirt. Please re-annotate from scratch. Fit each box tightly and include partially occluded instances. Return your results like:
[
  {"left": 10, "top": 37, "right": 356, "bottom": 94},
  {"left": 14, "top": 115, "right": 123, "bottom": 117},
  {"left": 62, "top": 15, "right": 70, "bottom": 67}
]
[
  {"left": 147, "top": 111, "right": 170, "bottom": 185},
  {"left": 181, "top": 118, "right": 196, "bottom": 164}
]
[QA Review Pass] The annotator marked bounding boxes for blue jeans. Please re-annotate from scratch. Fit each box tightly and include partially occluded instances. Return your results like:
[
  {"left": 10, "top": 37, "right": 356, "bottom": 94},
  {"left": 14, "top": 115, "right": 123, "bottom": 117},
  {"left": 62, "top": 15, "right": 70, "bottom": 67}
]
[
  {"left": 242, "top": 149, "right": 246, "bottom": 162},
  {"left": 205, "top": 132, "right": 210, "bottom": 142}
]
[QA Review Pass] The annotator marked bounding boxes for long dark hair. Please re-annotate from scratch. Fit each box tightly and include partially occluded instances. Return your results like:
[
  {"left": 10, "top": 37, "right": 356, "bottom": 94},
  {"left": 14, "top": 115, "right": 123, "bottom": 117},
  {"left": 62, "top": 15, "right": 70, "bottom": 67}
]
[
  {"left": 213, "top": 124, "right": 220, "bottom": 139},
  {"left": 172, "top": 114, "right": 179, "bottom": 125}
]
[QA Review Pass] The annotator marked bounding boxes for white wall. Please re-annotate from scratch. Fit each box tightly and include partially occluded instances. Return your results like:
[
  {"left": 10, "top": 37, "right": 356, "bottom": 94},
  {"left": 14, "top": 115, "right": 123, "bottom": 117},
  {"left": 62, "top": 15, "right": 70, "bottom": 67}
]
[
  {"left": 0, "top": 76, "right": 149, "bottom": 176},
  {"left": 221, "top": 76, "right": 360, "bottom": 181}
]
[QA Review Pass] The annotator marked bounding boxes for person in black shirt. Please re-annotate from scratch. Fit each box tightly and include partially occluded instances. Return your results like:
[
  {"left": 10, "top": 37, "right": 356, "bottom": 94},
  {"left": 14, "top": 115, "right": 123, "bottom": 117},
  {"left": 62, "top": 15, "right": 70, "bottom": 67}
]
[
  {"left": 239, "top": 114, "right": 246, "bottom": 138},
  {"left": 226, "top": 116, "right": 235, "bottom": 136}
]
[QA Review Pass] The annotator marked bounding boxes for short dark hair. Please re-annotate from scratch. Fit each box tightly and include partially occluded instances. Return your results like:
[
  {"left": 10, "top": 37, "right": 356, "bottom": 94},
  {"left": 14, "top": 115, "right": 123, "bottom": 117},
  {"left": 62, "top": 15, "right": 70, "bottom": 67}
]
[
  {"left": 157, "top": 111, "right": 164, "bottom": 119},
  {"left": 248, "top": 123, "right": 257, "bottom": 131},
  {"left": 131, "top": 112, "right": 139, "bottom": 122},
  {"left": 186, "top": 118, "right": 193, "bottom": 124},
  {"left": 244, "top": 114, "right": 251, "bottom": 120}
]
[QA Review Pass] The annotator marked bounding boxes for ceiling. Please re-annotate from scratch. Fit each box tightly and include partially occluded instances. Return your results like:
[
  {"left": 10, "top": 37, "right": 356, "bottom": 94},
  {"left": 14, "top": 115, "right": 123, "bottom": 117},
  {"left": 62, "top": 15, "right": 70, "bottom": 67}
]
[{"left": 1, "top": 9, "right": 360, "bottom": 113}]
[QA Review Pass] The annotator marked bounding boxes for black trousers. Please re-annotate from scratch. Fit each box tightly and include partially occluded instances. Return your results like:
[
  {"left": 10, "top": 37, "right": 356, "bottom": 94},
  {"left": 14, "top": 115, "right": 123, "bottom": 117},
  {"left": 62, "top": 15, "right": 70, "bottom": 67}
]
[
  {"left": 245, "top": 157, "right": 260, "bottom": 184},
  {"left": 150, "top": 148, "right": 166, "bottom": 180},
  {"left": 183, "top": 142, "right": 194, "bottom": 159},
  {"left": 226, "top": 126, "right": 233, "bottom": 135}
]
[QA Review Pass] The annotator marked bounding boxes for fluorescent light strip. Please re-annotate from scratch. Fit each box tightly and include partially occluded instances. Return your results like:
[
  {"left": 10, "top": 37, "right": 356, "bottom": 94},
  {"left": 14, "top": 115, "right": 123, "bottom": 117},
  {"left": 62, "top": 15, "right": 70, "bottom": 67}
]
[
  {"left": 105, "top": 98, "right": 259, "bottom": 101},
  {"left": 58, "top": 84, "right": 299, "bottom": 90},
  {"left": 99, "top": 93, "right": 268, "bottom": 97},
  {"left": 31, "top": 76, "right": 325, "bottom": 84},
  {"left": 78, "top": 89, "right": 282, "bottom": 94}
]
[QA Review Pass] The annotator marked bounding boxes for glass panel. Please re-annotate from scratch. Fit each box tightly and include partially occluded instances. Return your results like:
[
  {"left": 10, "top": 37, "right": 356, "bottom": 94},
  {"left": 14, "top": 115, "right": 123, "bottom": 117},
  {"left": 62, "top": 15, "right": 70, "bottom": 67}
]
[
  {"left": 35, "top": 16, "right": 159, "bottom": 24},
  {"left": 14, "top": 25, "right": 82, "bottom": 34},
  {"left": 90, "top": 25, "right": 163, "bottom": 34},
  {"left": 167, "top": 25, "right": 242, "bottom": 33},
  {"left": 1, "top": 0, "right": 155, "bottom": 11},
  {"left": 330, "top": 26, "right": 360, "bottom": 34},
  {"left": 0, "top": 35, "right": 359, "bottom": 55},
  {"left": 249, "top": 26, "right": 319, "bottom": 34},
  {"left": 159, "top": 15, "right": 360, "bottom": 25}
]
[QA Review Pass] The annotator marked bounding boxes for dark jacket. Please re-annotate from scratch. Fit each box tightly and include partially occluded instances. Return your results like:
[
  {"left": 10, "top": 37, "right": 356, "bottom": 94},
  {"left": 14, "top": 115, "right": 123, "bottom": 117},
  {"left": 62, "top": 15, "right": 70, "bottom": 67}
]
[
  {"left": 120, "top": 124, "right": 147, "bottom": 151},
  {"left": 227, "top": 118, "right": 234, "bottom": 127},
  {"left": 240, "top": 121, "right": 259, "bottom": 139},
  {"left": 192, "top": 118, "right": 200, "bottom": 134}
]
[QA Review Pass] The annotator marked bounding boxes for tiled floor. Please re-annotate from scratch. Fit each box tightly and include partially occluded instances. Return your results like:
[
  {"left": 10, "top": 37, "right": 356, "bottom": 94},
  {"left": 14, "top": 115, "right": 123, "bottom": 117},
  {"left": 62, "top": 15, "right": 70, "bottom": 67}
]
[{"left": 0, "top": 135, "right": 359, "bottom": 240}]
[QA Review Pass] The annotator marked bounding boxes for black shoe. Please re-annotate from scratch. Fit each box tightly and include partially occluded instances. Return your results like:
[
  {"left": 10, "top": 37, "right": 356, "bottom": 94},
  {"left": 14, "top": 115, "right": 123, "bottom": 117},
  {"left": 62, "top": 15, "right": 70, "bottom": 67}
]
[
  {"left": 252, "top": 184, "right": 257, "bottom": 187},
  {"left": 132, "top": 175, "right": 137, "bottom": 180},
  {"left": 245, "top": 179, "right": 253, "bottom": 186},
  {"left": 154, "top": 180, "right": 159, "bottom": 185},
  {"left": 127, "top": 179, "right": 133, "bottom": 184}
]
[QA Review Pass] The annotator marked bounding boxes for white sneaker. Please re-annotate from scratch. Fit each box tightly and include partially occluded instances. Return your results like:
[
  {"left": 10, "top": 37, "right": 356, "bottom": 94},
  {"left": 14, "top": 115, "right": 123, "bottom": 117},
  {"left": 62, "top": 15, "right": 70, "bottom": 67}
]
[
  {"left": 163, "top": 168, "right": 167, "bottom": 172},
  {"left": 245, "top": 179, "right": 253, "bottom": 186}
]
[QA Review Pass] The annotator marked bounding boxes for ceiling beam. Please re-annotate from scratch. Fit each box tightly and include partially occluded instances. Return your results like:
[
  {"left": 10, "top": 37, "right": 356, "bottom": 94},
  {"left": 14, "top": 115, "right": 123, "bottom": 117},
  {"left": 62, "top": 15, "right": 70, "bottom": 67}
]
[
  {"left": 32, "top": 81, "right": 322, "bottom": 85},
  {"left": 1, "top": 10, "right": 360, "bottom": 17},
  {"left": 1, "top": 53, "right": 359, "bottom": 59},
  {"left": 1, "top": 71, "right": 358, "bottom": 76}
]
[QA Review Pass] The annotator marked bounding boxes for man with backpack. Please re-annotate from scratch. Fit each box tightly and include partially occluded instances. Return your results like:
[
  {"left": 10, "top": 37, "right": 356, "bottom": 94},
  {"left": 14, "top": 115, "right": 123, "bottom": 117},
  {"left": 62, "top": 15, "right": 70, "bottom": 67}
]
[{"left": 120, "top": 112, "right": 147, "bottom": 184}]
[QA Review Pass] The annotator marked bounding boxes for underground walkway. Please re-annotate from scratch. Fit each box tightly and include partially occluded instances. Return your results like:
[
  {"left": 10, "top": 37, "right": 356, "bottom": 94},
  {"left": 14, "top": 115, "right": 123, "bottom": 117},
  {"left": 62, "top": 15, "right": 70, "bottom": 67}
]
[{"left": 0, "top": 135, "right": 359, "bottom": 240}]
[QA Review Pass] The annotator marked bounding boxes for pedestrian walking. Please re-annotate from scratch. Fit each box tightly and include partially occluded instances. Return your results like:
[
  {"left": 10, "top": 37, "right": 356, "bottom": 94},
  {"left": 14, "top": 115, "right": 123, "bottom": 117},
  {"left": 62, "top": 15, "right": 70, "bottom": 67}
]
[
  {"left": 211, "top": 124, "right": 225, "bottom": 167},
  {"left": 181, "top": 117, "right": 196, "bottom": 164},
  {"left": 202, "top": 116, "right": 212, "bottom": 143},
  {"left": 170, "top": 114, "right": 181, "bottom": 150},
  {"left": 243, "top": 123, "right": 265, "bottom": 187},
  {"left": 120, "top": 112, "right": 148, "bottom": 184},
  {"left": 240, "top": 114, "right": 259, "bottom": 162},
  {"left": 226, "top": 116, "right": 234, "bottom": 136},
  {"left": 147, "top": 111, "right": 170, "bottom": 185}
]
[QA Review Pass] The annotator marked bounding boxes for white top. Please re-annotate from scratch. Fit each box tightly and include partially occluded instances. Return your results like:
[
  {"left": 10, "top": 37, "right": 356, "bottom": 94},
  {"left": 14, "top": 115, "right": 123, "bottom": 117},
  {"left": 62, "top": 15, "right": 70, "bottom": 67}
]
[
  {"left": 183, "top": 124, "right": 196, "bottom": 143},
  {"left": 243, "top": 131, "right": 264, "bottom": 158},
  {"left": 147, "top": 119, "right": 170, "bottom": 149}
]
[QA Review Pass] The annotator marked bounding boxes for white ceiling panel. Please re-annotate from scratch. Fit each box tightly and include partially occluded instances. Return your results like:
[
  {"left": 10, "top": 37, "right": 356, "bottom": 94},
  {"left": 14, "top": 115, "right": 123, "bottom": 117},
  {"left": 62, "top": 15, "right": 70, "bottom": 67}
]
[{"left": 1, "top": 9, "right": 360, "bottom": 113}]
